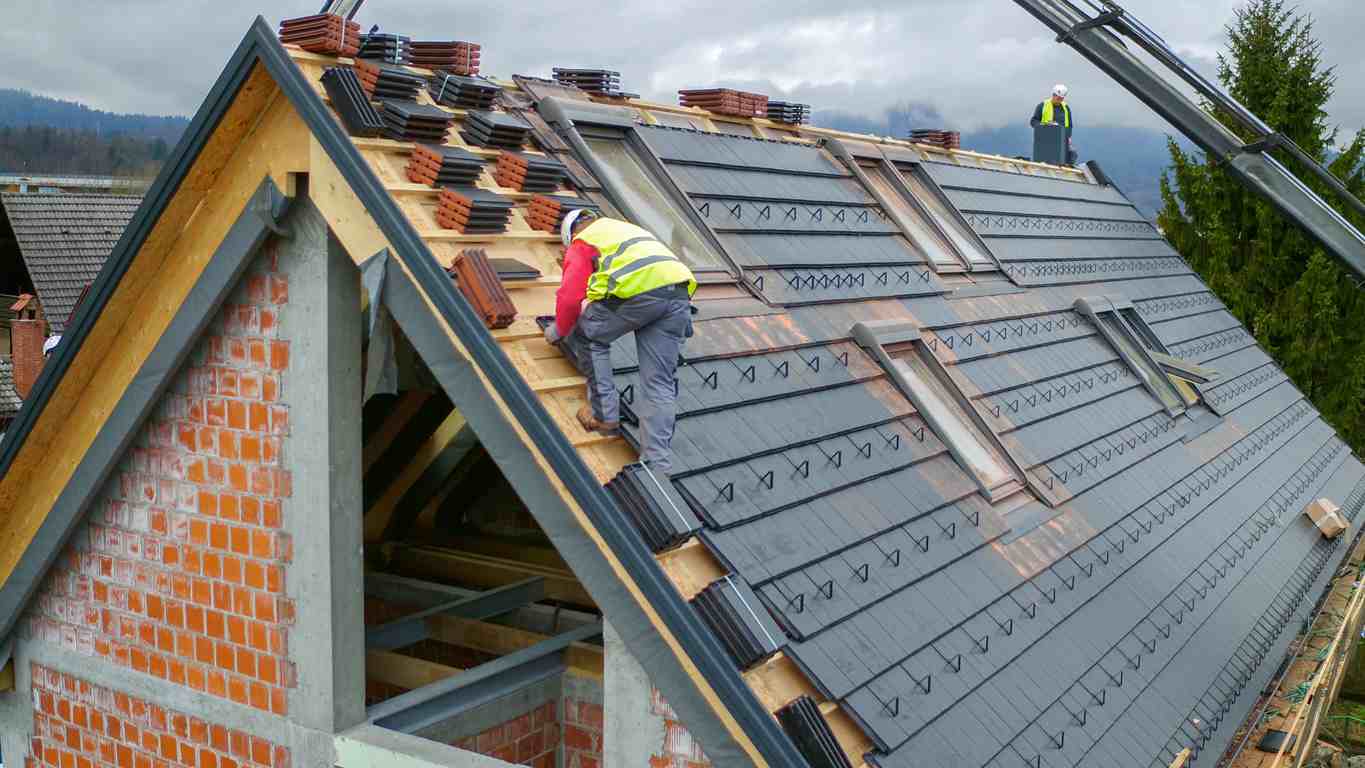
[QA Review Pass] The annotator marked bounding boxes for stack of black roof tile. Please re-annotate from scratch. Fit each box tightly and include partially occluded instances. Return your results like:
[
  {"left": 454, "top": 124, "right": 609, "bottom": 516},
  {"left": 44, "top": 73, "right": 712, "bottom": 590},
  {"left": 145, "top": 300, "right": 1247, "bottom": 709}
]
[
  {"left": 692, "top": 576, "right": 785, "bottom": 669},
  {"left": 405, "top": 144, "right": 485, "bottom": 188},
  {"left": 461, "top": 111, "right": 531, "bottom": 150},
  {"left": 409, "top": 41, "right": 481, "bottom": 75},
  {"left": 776, "top": 697, "right": 854, "bottom": 768},
  {"left": 605, "top": 463, "right": 701, "bottom": 552},
  {"left": 356, "top": 31, "right": 410, "bottom": 64},
  {"left": 381, "top": 101, "right": 455, "bottom": 143},
  {"left": 493, "top": 151, "right": 566, "bottom": 193},
  {"left": 354, "top": 60, "right": 425, "bottom": 101},
  {"left": 278, "top": 14, "right": 361, "bottom": 57},
  {"left": 436, "top": 187, "right": 514, "bottom": 234},
  {"left": 767, "top": 101, "right": 811, "bottom": 125},
  {"left": 552, "top": 68, "right": 637, "bottom": 99},
  {"left": 320, "top": 67, "right": 385, "bottom": 138},
  {"left": 427, "top": 72, "right": 501, "bottom": 111},
  {"left": 525, "top": 195, "right": 600, "bottom": 234}
]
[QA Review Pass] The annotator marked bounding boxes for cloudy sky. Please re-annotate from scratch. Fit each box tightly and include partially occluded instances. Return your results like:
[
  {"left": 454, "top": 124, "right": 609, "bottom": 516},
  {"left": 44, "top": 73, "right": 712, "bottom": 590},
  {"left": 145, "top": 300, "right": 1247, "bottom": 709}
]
[{"left": 3, "top": 0, "right": 1362, "bottom": 136}]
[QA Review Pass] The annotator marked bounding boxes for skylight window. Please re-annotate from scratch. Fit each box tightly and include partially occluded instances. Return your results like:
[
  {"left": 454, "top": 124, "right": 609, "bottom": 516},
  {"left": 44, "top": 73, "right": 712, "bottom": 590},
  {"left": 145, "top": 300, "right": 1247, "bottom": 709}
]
[
  {"left": 859, "top": 162, "right": 961, "bottom": 268},
  {"left": 852, "top": 321, "right": 1022, "bottom": 500},
  {"left": 1076, "top": 297, "right": 1189, "bottom": 414},
  {"left": 893, "top": 164, "right": 995, "bottom": 267},
  {"left": 581, "top": 134, "right": 723, "bottom": 269}
]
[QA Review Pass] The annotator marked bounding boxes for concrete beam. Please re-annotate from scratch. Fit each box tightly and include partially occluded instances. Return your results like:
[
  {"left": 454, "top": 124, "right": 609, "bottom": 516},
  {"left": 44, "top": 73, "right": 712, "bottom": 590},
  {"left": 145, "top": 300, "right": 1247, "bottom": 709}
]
[{"left": 336, "top": 724, "right": 517, "bottom": 767}]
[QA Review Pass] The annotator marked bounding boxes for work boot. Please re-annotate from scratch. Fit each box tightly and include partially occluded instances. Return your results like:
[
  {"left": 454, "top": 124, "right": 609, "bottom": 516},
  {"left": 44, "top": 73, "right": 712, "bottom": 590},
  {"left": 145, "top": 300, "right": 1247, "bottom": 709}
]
[{"left": 576, "top": 404, "right": 620, "bottom": 435}]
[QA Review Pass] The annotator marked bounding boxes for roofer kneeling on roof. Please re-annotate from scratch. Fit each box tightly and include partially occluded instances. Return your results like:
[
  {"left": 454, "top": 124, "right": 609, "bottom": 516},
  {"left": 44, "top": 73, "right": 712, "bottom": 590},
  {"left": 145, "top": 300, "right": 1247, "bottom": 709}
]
[
  {"left": 543, "top": 210, "right": 696, "bottom": 474},
  {"left": 1031, "top": 84, "right": 1077, "bottom": 165}
]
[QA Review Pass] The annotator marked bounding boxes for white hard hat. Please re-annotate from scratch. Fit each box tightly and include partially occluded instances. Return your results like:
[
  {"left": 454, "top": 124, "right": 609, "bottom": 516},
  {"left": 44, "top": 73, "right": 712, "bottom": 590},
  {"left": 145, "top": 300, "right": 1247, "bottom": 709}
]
[
  {"left": 42, "top": 335, "right": 61, "bottom": 357},
  {"left": 560, "top": 208, "right": 596, "bottom": 247},
  {"left": 1053, "top": 83, "right": 1069, "bottom": 98}
]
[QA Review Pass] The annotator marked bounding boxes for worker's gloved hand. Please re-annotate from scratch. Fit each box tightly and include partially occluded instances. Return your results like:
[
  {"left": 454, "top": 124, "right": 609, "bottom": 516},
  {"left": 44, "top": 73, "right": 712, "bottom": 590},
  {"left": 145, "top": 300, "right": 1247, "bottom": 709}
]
[{"left": 544, "top": 324, "right": 562, "bottom": 345}]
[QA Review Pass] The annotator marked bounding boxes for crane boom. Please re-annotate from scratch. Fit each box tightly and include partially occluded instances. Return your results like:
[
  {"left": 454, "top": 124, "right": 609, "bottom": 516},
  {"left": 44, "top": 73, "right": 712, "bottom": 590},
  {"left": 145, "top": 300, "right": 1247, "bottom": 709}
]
[{"left": 1013, "top": 0, "right": 1365, "bottom": 279}]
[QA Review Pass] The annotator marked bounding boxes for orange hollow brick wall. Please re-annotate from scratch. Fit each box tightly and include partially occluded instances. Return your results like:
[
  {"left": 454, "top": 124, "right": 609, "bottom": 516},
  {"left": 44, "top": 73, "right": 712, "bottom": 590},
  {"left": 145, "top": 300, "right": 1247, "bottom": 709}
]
[
  {"left": 26, "top": 663, "right": 289, "bottom": 768},
  {"left": 452, "top": 700, "right": 559, "bottom": 768},
  {"left": 649, "top": 686, "right": 711, "bottom": 768},
  {"left": 22, "top": 252, "right": 296, "bottom": 722}
]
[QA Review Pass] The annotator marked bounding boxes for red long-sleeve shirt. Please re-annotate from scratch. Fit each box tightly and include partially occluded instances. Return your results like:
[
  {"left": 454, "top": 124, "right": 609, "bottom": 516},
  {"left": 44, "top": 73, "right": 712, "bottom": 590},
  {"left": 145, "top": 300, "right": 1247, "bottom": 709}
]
[{"left": 554, "top": 239, "right": 598, "bottom": 337}]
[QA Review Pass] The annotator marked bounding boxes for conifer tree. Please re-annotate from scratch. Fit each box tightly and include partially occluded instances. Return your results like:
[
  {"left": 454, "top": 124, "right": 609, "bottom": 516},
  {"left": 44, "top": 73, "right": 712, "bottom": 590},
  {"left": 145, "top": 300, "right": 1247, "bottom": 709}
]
[{"left": 1159, "top": 0, "right": 1365, "bottom": 451}]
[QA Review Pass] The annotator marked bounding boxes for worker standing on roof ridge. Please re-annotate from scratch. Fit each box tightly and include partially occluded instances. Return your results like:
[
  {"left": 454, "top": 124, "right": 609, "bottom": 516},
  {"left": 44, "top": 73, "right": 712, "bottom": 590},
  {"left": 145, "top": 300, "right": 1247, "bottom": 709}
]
[
  {"left": 543, "top": 209, "right": 696, "bottom": 474},
  {"left": 1031, "top": 84, "right": 1076, "bottom": 165}
]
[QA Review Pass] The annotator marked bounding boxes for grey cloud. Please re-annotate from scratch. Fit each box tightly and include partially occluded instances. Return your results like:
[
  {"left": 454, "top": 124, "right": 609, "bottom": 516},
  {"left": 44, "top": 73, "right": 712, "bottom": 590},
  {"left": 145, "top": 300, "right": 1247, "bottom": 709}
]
[{"left": 1, "top": 0, "right": 1361, "bottom": 137}]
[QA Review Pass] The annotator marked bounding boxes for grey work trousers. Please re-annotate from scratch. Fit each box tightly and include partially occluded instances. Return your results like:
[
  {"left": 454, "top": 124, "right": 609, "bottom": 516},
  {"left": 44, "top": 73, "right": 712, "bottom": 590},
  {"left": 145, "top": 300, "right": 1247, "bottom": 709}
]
[{"left": 562, "top": 286, "right": 691, "bottom": 473}]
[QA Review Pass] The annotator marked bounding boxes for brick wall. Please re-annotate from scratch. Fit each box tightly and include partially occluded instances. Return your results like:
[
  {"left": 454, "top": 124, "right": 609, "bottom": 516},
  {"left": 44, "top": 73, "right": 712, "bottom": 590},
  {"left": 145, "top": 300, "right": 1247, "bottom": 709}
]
[
  {"left": 21, "top": 250, "right": 296, "bottom": 761},
  {"left": 648, "top": 686, "right": 711, "bottom": 768},
  {"left": 25, "top": 663, "right": 289, "bottom": 768},
  {"left": 563, "top": 697, "right": 603, "bottom": 768},
  {"left": 451, "top": 701, "right": 558, "bottom": 768}
]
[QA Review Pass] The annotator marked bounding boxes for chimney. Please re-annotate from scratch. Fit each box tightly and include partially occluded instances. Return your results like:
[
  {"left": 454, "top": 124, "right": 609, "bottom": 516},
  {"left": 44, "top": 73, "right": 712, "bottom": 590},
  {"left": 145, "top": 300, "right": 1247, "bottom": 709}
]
[{"left": 10, "top": 295, "right": 46, "bottom": 400}]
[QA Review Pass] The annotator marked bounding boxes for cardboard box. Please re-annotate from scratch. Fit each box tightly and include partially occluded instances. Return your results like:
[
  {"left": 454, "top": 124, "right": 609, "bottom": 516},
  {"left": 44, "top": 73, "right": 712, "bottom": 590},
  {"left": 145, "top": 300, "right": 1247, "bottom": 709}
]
[{"left": 1305, "top": 498, "right": 1349, "bottom": 539}]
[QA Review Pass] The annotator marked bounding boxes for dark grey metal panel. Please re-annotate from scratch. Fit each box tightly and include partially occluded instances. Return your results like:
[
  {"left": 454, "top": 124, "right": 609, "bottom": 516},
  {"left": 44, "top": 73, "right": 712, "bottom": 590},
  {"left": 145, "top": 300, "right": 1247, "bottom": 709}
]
[
  {"left": 921, "top": 162, "right": 1132, "bottom": 207},
  {"left": 943, "top": 189, "right": 1150, "bottom": 224}
]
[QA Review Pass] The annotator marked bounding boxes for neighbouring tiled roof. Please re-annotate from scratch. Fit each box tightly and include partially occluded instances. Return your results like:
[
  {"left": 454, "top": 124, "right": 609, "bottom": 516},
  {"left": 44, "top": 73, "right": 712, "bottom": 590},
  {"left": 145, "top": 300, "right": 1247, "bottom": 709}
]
[
  {"left": 0, "top": 192, "right": 142, "bottom": 334},
  {"left": 0, "top": 356, "right": 20, "bottom": 417},
  {"left": 289, "top": 46, "right": 1364, "bottom": 768}
]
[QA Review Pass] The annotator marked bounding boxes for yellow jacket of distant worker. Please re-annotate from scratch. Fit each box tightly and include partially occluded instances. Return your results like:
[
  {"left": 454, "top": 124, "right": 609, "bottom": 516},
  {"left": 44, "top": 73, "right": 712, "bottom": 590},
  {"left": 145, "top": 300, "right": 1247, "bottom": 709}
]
[
  {"left": 577, "top": 218, "right": 697, "bottom": 302},
  {"left": 1040, "top": 99, "right": 1071, "bottom": 128}
]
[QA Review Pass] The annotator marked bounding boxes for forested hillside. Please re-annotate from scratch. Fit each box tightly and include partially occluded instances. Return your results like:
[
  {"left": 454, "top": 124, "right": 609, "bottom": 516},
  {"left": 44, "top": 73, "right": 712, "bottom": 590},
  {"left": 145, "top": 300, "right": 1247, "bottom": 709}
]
[
  {"left": 0, "top": 89, "right": 186, "bottom": 142},
  {"left": 0, "top": 125, "right": 170, "bottom": 179}
]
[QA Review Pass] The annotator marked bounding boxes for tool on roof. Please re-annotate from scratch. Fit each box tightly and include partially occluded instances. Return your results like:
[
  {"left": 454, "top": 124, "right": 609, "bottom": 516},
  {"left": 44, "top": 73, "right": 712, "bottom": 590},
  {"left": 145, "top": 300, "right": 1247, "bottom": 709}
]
[
  {"left": 408, "top": 41, "right": 481, "bottom": 75},
  {"left": 435, "top": 187, "right": 514, "bottom": 235},
  {"left": 427, "top": 72, "right": 500, "bottom": 110},
  {"left": 1015, "top": 0, "right": 1365, "bottom": 279},
  {"left": 493, "top": 151, "right": 567, "bottom": 194},
  {"left": 679, "top": 88, "right": 769, "bottom": 118},
  {"left": 320, "top": 67, "right": 385, "bottom": 137},
  {"left": 278, "top": 14, "right": 361, "bottom": 57},
  {"left": 460, "top": 111, "right": 532, "bottom": 150},
  {"left": 405, "top": 144, "right": 485, "bottom": 188},
  {"left": 446, "top": 249, "right": 516, "bottom": 329}
]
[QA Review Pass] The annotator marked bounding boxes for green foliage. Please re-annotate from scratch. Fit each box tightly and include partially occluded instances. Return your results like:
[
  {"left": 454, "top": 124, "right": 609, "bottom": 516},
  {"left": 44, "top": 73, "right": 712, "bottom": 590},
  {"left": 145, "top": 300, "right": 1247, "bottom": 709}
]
[{"left": 1158, "top": 0, "right": 1365, "bottom": 453}]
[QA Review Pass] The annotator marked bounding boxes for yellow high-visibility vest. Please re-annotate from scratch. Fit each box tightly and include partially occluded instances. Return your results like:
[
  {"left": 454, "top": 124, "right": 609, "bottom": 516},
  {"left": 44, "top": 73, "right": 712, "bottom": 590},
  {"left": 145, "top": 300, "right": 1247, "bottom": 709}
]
[
  {"left": 577, "top": 218, "right": 697, "bottom": 302},
  {"left": 1040, "top": 99, "right": 1071, "bottom": 128}
]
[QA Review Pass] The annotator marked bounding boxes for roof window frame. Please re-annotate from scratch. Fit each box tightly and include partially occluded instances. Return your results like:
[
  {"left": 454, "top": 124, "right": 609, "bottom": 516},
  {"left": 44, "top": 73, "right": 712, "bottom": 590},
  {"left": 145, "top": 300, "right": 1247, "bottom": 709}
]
[
  {"left": 884, "top": 160, "right": 1003, "bottom": 274},
  {"left": 1074, "top": 296, "right": 1192, "bottom": 416},
  {"left": 853, "top": 320, "right": 1029, "bottom": 503},
  {"left": 534, "top": 96, "right": 736, "bottom": 277}
]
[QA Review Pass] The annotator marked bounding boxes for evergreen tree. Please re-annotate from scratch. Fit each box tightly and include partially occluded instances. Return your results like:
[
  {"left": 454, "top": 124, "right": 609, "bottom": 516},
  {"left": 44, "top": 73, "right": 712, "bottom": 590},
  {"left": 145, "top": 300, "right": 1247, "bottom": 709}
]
[{"left": 1159, "top": 0, "right": 1365, "bottom": 451}]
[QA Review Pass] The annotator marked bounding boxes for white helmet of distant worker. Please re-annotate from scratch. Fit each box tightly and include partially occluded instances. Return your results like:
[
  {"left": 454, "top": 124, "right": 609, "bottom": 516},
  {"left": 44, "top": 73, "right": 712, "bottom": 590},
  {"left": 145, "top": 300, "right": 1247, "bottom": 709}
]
[{"left": 1053, "top": 83, "right": 1069, "bottom": 98}]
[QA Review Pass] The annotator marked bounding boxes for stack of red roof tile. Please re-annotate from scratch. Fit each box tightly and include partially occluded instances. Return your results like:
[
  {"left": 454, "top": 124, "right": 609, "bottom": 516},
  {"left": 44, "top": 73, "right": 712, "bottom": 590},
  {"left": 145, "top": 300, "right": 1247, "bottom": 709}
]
[
  {"left": 493, "top": 152, "right": 567, "bottom": 193},
  {"left": 278, "top": 14, "right": 361, "bottom": 57},
  {"left": 406, "top": 144, "right": 485, "bottom": 188},
  {"left": 436, "top": 187, "right": 514, "bottom": 234},
  {"left": 408, "top": 41, "right": 481, "bottom": 75},
  {"left": 525, "top": 195, "right": 599, "bottom": 234},
  {"left": 679, "top": 89, "right": 769, "bottom": 118},
  {"left": 909, "top": 129, "right": 961, "bottom": 150},
  {"left": 354, "top": 60, "right": 425, "bottom": 100},
  {"left": 447, "top": 249, "right": 516, "bottom": 329}
]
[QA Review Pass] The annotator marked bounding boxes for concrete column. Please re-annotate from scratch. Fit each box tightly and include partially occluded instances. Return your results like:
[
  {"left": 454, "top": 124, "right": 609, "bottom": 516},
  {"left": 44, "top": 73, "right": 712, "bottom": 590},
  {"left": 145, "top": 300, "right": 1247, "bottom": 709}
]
[
  {"left": 603, "top": 621, "right": 668, "bottom": 766},
  {"left": 279, "top": 198, "right": 366, "bottom": 735}
]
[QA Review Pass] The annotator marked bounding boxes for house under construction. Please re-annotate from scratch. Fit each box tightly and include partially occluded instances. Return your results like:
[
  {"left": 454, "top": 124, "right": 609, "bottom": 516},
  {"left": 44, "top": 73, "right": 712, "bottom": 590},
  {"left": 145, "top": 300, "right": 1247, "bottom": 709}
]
[{"left": 0, "top": 12, "right": 1361, "bottom": 768}]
